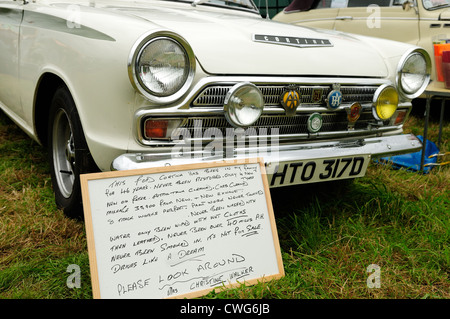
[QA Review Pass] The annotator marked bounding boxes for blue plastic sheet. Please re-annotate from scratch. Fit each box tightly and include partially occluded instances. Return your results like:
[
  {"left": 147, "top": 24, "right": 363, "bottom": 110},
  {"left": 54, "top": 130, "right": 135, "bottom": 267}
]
[{"left": 376, "top": 136, "right": 439, "bottom": 174}]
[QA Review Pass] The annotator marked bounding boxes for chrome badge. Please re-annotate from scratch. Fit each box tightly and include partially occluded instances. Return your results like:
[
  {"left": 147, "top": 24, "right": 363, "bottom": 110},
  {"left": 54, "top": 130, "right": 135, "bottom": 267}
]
[
  {"left": 346, "top": 102, "right": 363, "bottom": 129},
  {"left": 280, "top": 88, "right": 300, "bottom": 117},
  {"left": 347, "top": 102, "right": 363, "bottom": 123},
  {"left": 311, "top": 88, "right": 324, "bottom": 103},
  {"left": 307, "top": 113, "right": 323, "bottom": 133},
  {"left": 327, "top": 84, "right": 343, "bottom": 110},
  {"left": 253, "top": 34, "right": 333, "bottom": 48}
]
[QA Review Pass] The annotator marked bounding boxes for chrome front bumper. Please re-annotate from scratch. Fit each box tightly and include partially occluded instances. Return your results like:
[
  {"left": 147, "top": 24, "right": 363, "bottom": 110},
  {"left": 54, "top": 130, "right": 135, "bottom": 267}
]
[{"left": 112, "top": 134, "right": 421, "bottom": 186}]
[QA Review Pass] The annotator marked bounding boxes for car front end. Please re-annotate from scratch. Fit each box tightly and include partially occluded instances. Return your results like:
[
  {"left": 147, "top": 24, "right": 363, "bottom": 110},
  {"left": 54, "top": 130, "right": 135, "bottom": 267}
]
[{"left": 107, "top": 0, "right": 430, "bottom": 188}]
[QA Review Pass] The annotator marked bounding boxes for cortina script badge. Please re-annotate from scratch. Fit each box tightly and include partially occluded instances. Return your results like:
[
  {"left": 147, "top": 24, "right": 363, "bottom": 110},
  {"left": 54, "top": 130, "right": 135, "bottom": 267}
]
[{"left": 280, "top": 87, "right": 300, "bottom": 117}]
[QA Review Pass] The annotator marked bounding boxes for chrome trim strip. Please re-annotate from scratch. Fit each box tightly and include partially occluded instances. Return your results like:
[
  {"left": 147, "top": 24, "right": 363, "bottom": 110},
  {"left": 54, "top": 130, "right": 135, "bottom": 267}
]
[
  {"left": 285, "top": 17, "right": 338, "bottom": 23},
  {"left": 337, "top": 17, "right": 418, "bottom": 21},
  {"left": 137, "top": 124, "right": 403, "bottom": 146}
]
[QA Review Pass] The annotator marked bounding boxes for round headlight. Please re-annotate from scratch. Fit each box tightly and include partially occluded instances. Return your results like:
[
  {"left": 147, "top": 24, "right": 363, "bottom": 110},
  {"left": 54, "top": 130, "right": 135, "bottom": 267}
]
[
  {"left": 373, "top": 85, "right": 399, "bottom": 121},
  {"left": 129, "top": 31, "right": 195, "bottom": 103},
  {"left": 397, "top": 49, "right": 431, "bottom": 99},
  {"left": 224, "top": 82, "right": 264, "bottom": 128}
]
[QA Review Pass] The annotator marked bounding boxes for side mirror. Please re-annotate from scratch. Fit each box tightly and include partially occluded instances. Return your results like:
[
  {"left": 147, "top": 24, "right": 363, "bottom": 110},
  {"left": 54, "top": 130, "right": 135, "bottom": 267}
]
[
  {"left": 402, "top": 0, "right": 416, "bottom": 11},
  {"left": 402, "top": 1, "right": 417, "bottom": 13}
]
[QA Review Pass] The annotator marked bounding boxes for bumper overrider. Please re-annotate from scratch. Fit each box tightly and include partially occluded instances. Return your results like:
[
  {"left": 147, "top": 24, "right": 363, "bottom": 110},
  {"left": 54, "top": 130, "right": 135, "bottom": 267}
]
[{"left": 112, "top": 133, "right": 421, "bottom": 188}]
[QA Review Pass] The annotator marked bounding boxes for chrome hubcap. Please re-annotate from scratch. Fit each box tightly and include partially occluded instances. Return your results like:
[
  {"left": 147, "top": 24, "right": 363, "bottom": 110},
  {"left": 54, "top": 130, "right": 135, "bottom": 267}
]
[{"left": 52, "top": 109, "right": 75, "bottom": 198}]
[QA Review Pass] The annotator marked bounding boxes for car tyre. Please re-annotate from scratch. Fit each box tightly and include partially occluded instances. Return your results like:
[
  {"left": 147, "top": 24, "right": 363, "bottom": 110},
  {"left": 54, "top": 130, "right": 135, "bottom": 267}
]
[{"left": 48, "top": 85, "right": 98, "bottom": 218}]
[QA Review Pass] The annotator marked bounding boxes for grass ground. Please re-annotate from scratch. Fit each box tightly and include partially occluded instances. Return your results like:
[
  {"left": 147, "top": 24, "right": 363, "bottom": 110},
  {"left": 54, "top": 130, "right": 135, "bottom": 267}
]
[{"left": 0, "top": 102, "right": 448, "bottom": 299}]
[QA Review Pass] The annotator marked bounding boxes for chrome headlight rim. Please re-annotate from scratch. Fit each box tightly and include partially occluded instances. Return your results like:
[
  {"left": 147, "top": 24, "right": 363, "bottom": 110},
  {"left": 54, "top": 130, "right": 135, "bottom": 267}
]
[
  {"left": 128, "top": 30, "right": 196, "bottom": 104},
  {"left": 396, "top": 48, "right": 431, "bottom": 100}
]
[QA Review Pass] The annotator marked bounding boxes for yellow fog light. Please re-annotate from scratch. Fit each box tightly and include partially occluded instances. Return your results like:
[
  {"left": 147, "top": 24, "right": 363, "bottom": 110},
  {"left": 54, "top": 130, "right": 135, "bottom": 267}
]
[
  {"left": 373, "top": 85, "right": 399, "bottom": 121},
  {"left": 224, "top": 82, "right": 264, "bottom": 128}
]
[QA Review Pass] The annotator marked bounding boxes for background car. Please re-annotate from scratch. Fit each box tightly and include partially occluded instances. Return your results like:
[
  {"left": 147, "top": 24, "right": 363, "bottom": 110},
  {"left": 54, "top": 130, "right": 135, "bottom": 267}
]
[
  {"left": 0, "top": 0, "right": 430, "bottom": 217},
  {"left": 273, "top": 0, "right": 450, "bottom": 81}
]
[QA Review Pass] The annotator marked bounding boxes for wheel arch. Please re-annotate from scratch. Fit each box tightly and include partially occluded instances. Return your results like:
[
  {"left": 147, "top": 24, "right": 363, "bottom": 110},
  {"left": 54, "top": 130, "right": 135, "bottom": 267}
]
[{"left": 34, "top": 73, "right": 69, "bottom": 147}]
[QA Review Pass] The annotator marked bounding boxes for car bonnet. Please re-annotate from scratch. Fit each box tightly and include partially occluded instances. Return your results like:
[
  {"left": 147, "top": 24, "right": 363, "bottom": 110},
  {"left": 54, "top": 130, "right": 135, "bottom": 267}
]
[{"left": 112, "top": 2, "right": 391, "bottom": 78}]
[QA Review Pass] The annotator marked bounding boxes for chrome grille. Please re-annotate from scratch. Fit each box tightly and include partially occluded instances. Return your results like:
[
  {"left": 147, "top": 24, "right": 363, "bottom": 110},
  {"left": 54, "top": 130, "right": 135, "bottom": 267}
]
[
  {"left": 179, "top": 110, "right": 376, "bottom": 136},
  {"left": 192, "top": 85, "right": 377, "bottom": 107}
]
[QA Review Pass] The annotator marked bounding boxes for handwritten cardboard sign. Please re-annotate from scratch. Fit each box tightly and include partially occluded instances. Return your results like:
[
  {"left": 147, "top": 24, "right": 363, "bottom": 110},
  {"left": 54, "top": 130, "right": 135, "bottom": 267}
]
[{"left": 80, "top": 158, "right": 284, "bottom": 299}]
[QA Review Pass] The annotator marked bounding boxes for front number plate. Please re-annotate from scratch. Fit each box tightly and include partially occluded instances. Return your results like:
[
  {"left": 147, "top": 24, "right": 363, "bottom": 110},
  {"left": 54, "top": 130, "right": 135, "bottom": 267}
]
[{"left": 266, "top": 155, "right": 371, "bottom": 187}]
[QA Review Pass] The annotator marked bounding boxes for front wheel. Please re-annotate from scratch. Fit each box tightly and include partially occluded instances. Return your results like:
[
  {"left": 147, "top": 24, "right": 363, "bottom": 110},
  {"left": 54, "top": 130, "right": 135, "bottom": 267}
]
[{"left": 48, "top": 86, "right": 97, "bottom": 218}]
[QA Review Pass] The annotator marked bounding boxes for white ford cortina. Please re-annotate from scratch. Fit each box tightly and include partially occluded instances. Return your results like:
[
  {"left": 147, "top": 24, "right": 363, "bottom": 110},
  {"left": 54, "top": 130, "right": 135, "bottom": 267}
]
[{"left": 0, "top": 0, "right": 430, "bottom": 217}]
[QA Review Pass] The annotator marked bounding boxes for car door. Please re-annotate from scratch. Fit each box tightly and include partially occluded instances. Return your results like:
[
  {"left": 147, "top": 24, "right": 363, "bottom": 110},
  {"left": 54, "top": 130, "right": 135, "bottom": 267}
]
[
  {"left": 0, "top": 0, "right": 23, "bottom": 116},
  {"left": 333, "top": 0, "right": 420, "bottom": 45},
  {"left": 416, "top": 1, "right": 450, "bottom": 82},
  {"left": 274, "top": 0, "right": 340, "bottom": 30}
]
